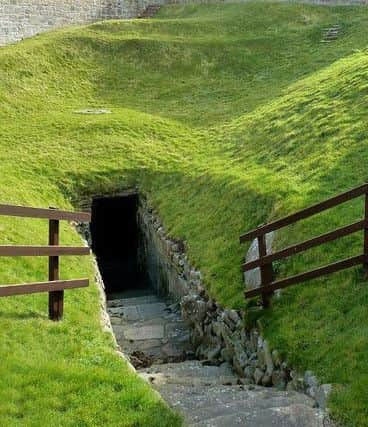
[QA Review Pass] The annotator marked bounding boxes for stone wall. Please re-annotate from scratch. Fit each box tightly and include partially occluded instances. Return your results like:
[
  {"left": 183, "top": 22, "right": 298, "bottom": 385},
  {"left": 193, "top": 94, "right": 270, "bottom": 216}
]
[
  {"left": 1, "top": 0, "right": 367, "bottom": 47},
  {"left": 138, "top": 196, "right": 332, "bottom": 409},
  {"left": 0, "top": 0, "right": 160, "bottom": 46},
  {"left": 75, "top": 221, "right": 137, "bottom": 372}
]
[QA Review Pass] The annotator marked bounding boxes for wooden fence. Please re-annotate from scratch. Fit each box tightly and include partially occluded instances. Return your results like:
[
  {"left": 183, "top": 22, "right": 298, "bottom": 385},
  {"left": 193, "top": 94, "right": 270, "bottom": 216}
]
[
  {"left": 240, "top": 183, "right": 368, "bottom": 307},
  {"left": 0, "top": 203, "right": 91, "bottom": 320}
]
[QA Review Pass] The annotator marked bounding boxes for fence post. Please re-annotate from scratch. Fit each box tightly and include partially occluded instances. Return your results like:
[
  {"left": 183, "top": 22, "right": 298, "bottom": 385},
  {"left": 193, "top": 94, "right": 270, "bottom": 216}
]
[
  {"left": 48, "top": 211, "right": 63, "bottom": 321},
  {"left": 364, "top": 192, "right": 368, "bottom": 277},
  {"left": 258, "top": 233, "right": 274, "bottom": 308}
]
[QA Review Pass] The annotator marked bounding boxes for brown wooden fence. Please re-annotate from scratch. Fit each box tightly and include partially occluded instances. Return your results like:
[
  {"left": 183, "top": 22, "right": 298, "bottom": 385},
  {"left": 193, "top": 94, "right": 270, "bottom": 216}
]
[
  {"left": 0, "top": 203, "right": 91, "bottom": 320},
  {"left": 240, "top": 183, "right": 368, "bottom": 307}
]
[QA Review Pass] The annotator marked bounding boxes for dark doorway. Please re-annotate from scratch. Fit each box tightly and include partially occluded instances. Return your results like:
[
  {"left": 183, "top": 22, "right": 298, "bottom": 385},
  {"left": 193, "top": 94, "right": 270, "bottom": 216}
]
[{"left": 91, "top": 194, "right": 148, "bottom": 298}]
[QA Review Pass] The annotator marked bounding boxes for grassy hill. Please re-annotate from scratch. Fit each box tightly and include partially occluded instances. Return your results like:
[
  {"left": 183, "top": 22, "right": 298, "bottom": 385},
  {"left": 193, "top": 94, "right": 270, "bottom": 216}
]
[{"left": 1, "top": 2, "right": 368, "bottom": 425}]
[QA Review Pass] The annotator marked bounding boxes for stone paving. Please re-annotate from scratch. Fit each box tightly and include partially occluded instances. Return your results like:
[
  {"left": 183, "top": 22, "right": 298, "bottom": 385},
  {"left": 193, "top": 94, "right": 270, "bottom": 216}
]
[
  {"left": 140, "top": 361, "right": 333, "bottom": 427},
  {"left": 107, "top": 290, "right": 334, "bottom": 427},
  {"left": 107, "top": 291, "right": 192, "bottom": 365}
]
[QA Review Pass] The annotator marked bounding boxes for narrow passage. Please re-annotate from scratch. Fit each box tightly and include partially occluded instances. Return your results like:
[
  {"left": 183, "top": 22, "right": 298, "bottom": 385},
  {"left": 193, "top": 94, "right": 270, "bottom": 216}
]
[{"left": 90, "top": 194, "right": 331, "bottom": 427}]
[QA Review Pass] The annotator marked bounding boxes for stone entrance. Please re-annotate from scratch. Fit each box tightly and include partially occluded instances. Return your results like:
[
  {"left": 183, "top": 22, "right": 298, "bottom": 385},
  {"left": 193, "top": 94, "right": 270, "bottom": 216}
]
[
  {"left": 91, "top": 193, "right": 147, "bottom": 296},
  {"left": 87, "top": 194, "right": 333, "bottom": 427},
  {"left": 90, "top": 193, "right": 193, "bottom": 366}
]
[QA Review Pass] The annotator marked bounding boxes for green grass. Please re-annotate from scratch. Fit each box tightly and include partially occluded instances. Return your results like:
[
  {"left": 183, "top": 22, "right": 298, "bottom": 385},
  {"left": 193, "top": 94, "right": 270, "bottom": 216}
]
[{"left": 1, "top": 2, "right": 368, "bottom": 425}]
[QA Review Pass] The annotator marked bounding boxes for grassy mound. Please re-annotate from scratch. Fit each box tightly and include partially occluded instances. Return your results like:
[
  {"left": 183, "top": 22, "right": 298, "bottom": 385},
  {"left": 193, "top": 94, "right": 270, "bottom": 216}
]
[{"left": 1, "top": 2, "right": 368, "bottom": 425}]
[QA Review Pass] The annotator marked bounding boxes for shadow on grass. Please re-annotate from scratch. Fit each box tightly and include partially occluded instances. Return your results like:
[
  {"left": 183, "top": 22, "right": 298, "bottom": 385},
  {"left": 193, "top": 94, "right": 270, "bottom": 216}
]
[
  {"left": 0, "top": 309, "right": 48, "bottom": 321},
  {"left": 57, "top": 164, "right": 276, "bottom": 309}
]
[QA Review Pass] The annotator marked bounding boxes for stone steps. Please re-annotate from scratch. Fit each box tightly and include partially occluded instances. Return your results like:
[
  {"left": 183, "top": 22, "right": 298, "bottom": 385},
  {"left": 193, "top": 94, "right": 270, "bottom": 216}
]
[
  {"left": 140, "top": 360, "right": 238, "bottom": 386},
  {"left": 322, "top": 24, "right": 342, "bottom": 43},
  {"left": 108, "top": 293, "right": 192, "bottom": 364},
  {"left": 190, "top": 406, "right": 329, "bottom": 427},
  {"left": 107, "top": 294, "right": 160, "bottom": 307},
  {"left": 108, "top": 293, "right": 333, "bottom": 426},
  {"left": 139, "top": 361, "right": 332, "bottom": 427}
]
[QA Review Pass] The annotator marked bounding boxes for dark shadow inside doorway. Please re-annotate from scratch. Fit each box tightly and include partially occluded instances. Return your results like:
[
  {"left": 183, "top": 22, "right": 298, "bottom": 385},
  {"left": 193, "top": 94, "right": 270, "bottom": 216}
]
[{"left": 90, "top": 193, "right": 150, "bottom": 300}]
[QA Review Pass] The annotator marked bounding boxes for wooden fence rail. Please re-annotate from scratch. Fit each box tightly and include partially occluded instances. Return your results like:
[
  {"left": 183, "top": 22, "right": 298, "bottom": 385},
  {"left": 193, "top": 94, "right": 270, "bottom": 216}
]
[
  {"left": 240, "top": 183, "right": 368, "bottom": 307},
  {"left": 0, "top": 203, "right": 91, "bottom": 320}
]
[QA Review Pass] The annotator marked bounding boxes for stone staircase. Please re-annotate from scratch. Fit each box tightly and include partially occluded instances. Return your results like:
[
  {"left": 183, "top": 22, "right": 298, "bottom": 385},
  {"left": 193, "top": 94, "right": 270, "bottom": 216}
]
[
  {"left": 108, "top": 292, "right": 333, "bottom": 426},
  {"left": 138, "top": 5, "right": 161, "bottom": 19},
  {"left": 108, "top": 292, "right": 192, "bottom": 366},
  {"left": 322, "top": 24, "right": 342, "bottom": 43},
  {"left": 140, "top": 361, "right": 333, "bottom": 426}
]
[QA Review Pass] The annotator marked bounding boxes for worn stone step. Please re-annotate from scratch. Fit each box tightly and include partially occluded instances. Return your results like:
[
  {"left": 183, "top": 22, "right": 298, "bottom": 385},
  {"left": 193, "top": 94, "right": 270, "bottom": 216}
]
[
  {"left": 106, "top": 287, "right": 333, "bottom": 426},
  {"left": 155, "top": 384, "right": 316, "bottom": 414},
  {"left": 139, "top": 361, "right": 238, "bottom": 386},
  {"left": 186, "top": 393, "right": 317, "bottom": 424},
  {"left": 153, "top": 384, "right": 255, "bottom": 410},
  {"left": 137, "top": 302, "right": 169, "bottom": 319},
  {"left": 190, "top": 404, "right": 328, "bottom": 427},
  {"left": 107, "top": 294, "right": 160, "bottom": 307},
  {"left": 150, "top": 382, "right": 330, "bottom": 427},
  {"left": 109, "top": 302, "right": 169, "bottom": 321}
]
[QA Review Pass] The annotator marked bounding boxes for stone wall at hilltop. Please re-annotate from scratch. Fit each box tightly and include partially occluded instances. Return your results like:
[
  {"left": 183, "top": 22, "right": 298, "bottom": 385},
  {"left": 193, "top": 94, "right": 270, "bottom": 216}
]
[
  {"left": 1, "top": 0, "right": 367, "bottom": 47},
  {"left": 0, "top": 0, "right": 161, "bottom": 46}
]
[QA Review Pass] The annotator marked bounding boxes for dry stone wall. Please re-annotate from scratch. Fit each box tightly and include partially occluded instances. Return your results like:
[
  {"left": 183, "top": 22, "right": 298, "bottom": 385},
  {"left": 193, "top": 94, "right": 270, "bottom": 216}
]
[{"left": 138, "top": 196, "right": 332, "bottom": 409}]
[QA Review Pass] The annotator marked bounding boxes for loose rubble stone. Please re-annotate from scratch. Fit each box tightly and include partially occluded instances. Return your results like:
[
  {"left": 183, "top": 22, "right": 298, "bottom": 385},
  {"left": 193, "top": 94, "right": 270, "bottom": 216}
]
[
  {"left": 272, "top": 349, "right": 282, "bottom": 368},
  {"left": 254, "top": 367, "right": 265, "bottom": 385},
  {"left": 272, "top": 370, "right": 287, "bottom": 390},
  {"left": 287, "top": 371, "right": 306, "bottom": 393},
  {"left": 261, "top": 372, "right": 273, "bottom": 387},
  {"left": 244, "top": 365, "right": 255, "bottom": 380},
  {"left": 220, "top": 347, "right": 232, "bottom": 363},
  {"left": 263, "top": 341, "right": 274, "bottom": 376},
  {"left": 315, "top": 384, "right": 332, "bottom": 409}
]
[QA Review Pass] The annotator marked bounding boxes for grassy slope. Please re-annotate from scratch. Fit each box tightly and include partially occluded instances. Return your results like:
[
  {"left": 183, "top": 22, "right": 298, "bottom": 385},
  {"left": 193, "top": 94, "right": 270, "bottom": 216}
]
[{"left": 1, "top": 2, "right": 368, "bottom": 425}]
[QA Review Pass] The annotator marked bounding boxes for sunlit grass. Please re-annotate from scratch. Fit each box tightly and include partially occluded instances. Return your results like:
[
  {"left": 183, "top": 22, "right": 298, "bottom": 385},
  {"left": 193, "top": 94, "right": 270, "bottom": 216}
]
[{"left": 1, "top": 2, "right": 368, "bottom": 425}]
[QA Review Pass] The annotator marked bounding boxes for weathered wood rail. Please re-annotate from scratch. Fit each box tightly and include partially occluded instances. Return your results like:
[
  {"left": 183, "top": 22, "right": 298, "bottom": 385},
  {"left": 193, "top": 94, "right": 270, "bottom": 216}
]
[
  {"left": 240, "top": 183, "right": 368, "bottom": 307},
  {"left": 0, "top": 203, "right": 91, "bottom": 320}
]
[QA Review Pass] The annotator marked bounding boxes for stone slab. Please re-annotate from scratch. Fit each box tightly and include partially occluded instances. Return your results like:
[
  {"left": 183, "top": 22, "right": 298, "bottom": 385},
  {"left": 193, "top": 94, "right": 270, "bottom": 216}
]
[
  {"left": 140, "top": 361, "right": 238, "bottom": 386},
  {"left": 137, "top": 303, "right": 167, "bottom": 319},
  {"left": 161, "top": 342, "right": 187, "bottom": 358},
  {"left": 124, "top": 324, "right": 165, "bottom": 341},
  {"left": 165, "top": 321, "right": 188, "bottom": 336},
  {"left": 119, "top": 305, "right": 140, "bottom": 321},
  {"left": 122, "top": 341, "right": 164, "bottom": 358},
  {"left": 191, "top": 404, "right": 328, "bottom": 427},
  {"left": 108, "top": 295, "right": 160, "bottom": 308},
  {"left": 126, "top": 338, "right": 163, "bottom": 351},
  {"left": 139, "top": 361, "right": 334, "bottom": 427},
  {"left": 152, "top": 382, "right": 330, "bottom": 427}
]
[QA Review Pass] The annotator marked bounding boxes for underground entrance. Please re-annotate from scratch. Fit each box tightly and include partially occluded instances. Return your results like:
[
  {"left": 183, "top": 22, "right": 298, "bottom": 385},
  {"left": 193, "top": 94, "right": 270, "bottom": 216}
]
[
  {"left": 91, "top": 193, "right": 149, "bottom": 299},
  {"left": 89, "top": 193, "right": 192, "bottom": 366},
  {"left": 86, "top": 198, "right": 329, "bottom": 426}
]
